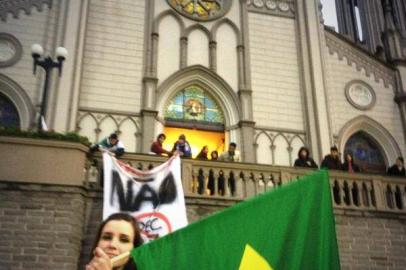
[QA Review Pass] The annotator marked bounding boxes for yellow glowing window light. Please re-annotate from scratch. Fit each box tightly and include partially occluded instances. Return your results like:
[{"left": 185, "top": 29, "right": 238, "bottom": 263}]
[{"left": 163, "top": 127, "right": 225, "bottom": 159}]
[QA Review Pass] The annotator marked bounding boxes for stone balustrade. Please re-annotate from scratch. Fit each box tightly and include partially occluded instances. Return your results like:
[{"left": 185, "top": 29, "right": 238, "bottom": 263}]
[{"left": 86, "top": 153, "right": 406, "bottom": 214}]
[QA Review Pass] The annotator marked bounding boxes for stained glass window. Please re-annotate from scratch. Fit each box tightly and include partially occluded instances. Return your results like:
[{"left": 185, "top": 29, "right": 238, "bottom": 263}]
[
  {"left": 0, "top": 92, "right": 20, "bottom": 128},
  {"left": 164, "top": 86, "right": 224, "bottom": 126},
  {"left": 344, "top": 131, "right": 386, "bottom": 174}
]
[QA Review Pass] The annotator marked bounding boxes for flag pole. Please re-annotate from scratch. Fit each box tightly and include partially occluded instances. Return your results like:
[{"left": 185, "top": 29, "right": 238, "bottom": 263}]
[{"left": 111, "top": 251, "right": 130, "bottom": 267}]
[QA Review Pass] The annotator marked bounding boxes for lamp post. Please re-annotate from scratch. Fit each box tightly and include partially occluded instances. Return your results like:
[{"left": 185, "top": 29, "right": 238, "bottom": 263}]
[{"left": 31, "top": 44, "right": 68, "bottom": 131}]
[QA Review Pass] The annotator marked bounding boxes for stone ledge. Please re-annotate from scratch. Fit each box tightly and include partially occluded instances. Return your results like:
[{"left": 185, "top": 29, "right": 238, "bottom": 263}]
[{"left": 0, "top": 137, "right": 88, "bottom": 186}]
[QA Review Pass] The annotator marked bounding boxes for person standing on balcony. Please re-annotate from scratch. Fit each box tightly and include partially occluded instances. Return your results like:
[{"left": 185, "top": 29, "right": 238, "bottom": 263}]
[
  {"left": 196, "top": 146, "right": 209, "bottom": 160},
  {"left": 387, "top": 157, "right": 406, "bottom": 177},
  {"left": 218, "top": 142, "right": 240, "bottom": 196},
  {"left": 207, "top": 150, "right": 219, "bottom": 195},
  {"left": 172, "top": 134, "right": 192, "bottom": 158},
  {"left": 294, "top": 147, "right": 318, "bottom": 168},
  {"left": 218, "top": 142, "right": 241, "bottom": 162},
  {"left": 210, "top": 150, "right": 219, "bottom": 161},
  {"left": 150, "top": 133, "right": 172, "bottom": 156},
  {"left": 321, "top": 146, "right": 342, "bottom": 170},
  {"left": 342, "top": 152, "right": 360, "bottom": 173},
  {"left": 90, "top": 133, "right": 125, "bottom": 157}
]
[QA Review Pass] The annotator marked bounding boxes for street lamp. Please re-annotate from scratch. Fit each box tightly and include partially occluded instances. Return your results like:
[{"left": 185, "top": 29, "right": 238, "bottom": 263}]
[{"left": 31, "top": 44, "right": 68, "bottom": 131}]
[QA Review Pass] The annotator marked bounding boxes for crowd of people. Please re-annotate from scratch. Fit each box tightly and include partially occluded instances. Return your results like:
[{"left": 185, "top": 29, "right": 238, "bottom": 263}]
[
  {"left": 296, "top": 145, "right": 405, "bottom": 176},
  {"left": 91, "top": 133, "right": 405, "bottom": 178},
  {"left": 86, "top": 135, "right": 405, "bottom": 270}
]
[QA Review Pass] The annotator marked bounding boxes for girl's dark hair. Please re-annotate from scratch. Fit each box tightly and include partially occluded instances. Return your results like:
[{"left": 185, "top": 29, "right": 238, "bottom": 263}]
[
  {"left": 298, "top": 147, "right": 309, "bottom": 158},
  {"left": 90, "top": 213, "right": 143, "bottom": 270},
  {"left": 157, "top": 133, "right": 166, "bottom": 140},
  {"left": 196, "top": 146, "right": 209, "bottom": 160},
  {"left": 210, "top": 150, "right": 219, "bottom": 160}
]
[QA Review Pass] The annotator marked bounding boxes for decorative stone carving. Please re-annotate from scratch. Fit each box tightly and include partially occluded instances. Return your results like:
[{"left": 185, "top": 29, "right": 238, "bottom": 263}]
[
  {"left": 325, "top": 30, "right": 396, "bottom": 88},
  {"left": 0, "top": 0, "right": 52, "bottom": 22},
  {"left": 247, "top": 0, "right": 295, "bottom": 18},
  {"left": 0, "top": 33, "right": 22, "bottom": 68},
  {"left": 345, "top": 80, "right": 376, "bottom": 110}
]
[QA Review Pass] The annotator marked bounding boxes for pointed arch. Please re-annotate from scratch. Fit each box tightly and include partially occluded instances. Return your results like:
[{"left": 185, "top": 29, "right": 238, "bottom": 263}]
[
  {"left": 0, "top": 74, "right": 35, "bottom": 129},
  {"left": 184, "top": 24, "right": 211, "bottom": 40},
  {"left": 153, "top": 9, "right": 185, "bottom": 35},
  {"left": 77, "top": 113, "right": 98, "bottom": 143},
  {"left": 211, "top": 18, "right": 242, "bottom": 45},
  {"left": 185, "top": 24, "right": 211, "bottom": 67},
  {"left": 337, "top": 115, "right": 402, "bottom": 164},
  {"left": 254, "top": 130, "right": 273, "bottom": 144},
  {"left": 272, "top": 133, "right": 290, "bottom": 166},
  {"left": 156, "top": 65, "right": 241, "bottom": 127},
  {"left": 255, "top": 131, "right": 273, "bottom": 165}
]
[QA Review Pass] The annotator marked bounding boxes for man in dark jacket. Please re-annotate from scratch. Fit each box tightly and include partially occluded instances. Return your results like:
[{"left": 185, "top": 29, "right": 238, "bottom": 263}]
[
  {"left": 387, "top": 157, "right": 406, "bottom": 177},
  {"left": 321, "top": 146, "right": 342, "bottom": 170},
  {"left": 294, "top": 147, "right": 318, "bottom": 168}
]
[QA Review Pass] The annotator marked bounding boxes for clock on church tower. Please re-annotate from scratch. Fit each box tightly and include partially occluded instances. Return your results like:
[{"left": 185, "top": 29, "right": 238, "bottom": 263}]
[{"left": 167, "top": 0, "right": 232, "bottom": 21}]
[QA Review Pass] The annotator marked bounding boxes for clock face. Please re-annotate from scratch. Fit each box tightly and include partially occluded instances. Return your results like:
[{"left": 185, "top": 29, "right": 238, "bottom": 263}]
[{"left": 167, "top": 0, "right": 232, "bottom": 21}]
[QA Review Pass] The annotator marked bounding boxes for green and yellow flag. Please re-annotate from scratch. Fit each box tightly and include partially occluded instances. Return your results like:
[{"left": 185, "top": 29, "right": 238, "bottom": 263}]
[{"left": 131, "top": 170, "right": 340, "bottom": 269}]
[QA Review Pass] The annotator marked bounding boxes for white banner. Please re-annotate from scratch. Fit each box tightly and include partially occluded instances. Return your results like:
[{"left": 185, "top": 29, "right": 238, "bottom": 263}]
[{"left": 103, "top": 153, "right": 188, "bottom": 241}]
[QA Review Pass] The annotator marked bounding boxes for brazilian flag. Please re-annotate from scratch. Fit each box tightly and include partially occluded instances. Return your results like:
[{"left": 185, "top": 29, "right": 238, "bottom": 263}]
[{"left": 131, "top": 170, "right": 340, "bottom": 269}]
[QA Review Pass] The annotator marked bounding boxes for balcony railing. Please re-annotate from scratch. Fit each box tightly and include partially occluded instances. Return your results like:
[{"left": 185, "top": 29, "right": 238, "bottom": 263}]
[{"left": 86, "top": 153, "right": 406, "bottom": 214}]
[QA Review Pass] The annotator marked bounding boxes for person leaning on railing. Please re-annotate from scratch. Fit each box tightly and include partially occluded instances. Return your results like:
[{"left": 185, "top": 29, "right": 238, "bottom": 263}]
[
  {"left": 321, "top": 146, "right": 342, "bottom": 170},
  {"left": 342, "top": 152, "right": 360, "bottom": 173},
  {"left": 387, "top": 157, "right": 406, "bottom": 177},
  {"left": 218, "top": 142, "right": 240, "bottom": 162},
  {"left": 90, "top": 133, "right": 125, "bottom": 157},
  {"left": 150, "top": 133, "right": 172, "bottom": 156},
  {"left": 294, "top": 147, "right": 318, "bottom": 169}
]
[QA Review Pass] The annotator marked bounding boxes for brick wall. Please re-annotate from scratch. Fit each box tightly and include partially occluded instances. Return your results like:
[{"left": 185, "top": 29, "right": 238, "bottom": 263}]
[
  {"left": 1, "top": 182, "right": 406, "bottom": 270},
  {"left": 336, "top": 211, "right": 406, "bottom": 270},
  {"left": 0, "top": 183, "right": 86, "bottom": 270},
  {"left": 249, "top": 13, "right": 304, "bottom": 131}
]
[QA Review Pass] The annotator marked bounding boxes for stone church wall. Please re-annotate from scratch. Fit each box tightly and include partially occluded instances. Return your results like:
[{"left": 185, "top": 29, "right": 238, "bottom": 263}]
[
  {"left": 249, "top": 12, "right": 304, "bottom": 132},
  {"left": 324, "top": 43, "right": 406, "bottom": 159},
  {"left": 0, "top": 3, "right": 59, "bottom": 114},
  {"left": 79, "top": 0, "right": 145, "bottom": 113}
]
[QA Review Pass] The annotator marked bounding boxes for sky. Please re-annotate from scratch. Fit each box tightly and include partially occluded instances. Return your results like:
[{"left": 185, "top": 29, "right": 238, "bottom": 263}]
[{"left": 320, "top": 0, "right": 339, "bottom": 31}]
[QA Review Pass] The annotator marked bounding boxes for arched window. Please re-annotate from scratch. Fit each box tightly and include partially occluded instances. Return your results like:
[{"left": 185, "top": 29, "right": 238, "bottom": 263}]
[
  {"left": 0, "top": 92, "right": 20, "bottom": 128},
  {"left": 164, "top": 85, "right": 224, "bottom": 131},
  {"left": 344, "top": 131, "right": 386, "bottom": 174}
]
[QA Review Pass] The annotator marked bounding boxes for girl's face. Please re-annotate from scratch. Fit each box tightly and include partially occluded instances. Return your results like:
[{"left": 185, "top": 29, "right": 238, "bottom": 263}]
[
  {"left": 203, "top": 146, "right": 208, "bottom": 153},
  {"left": 97, "top": 220, "right": 135, "bottom": 264}
]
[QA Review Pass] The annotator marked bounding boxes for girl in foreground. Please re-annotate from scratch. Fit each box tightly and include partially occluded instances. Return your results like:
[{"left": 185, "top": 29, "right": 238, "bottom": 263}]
[{"left": 86, "top": 213, "right": 143, "bottom": 270}]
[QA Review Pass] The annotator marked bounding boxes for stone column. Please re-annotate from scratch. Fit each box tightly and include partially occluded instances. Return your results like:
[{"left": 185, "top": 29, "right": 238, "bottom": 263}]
[
  {"left": 209, "top": 41, "right": 217, "bottom": 71},
  {"left": 296, "top": 0, "right": 332, "bottom": 161},
  {"left": 49, "top": 0, "right": 89, "bottom": 132},
  {"left": 140, "top": 109, "right": 158, "bottom": 153},
  {"left": 395, "top": 69, "right": 406, "bottom": 156},
  {"left": 237, "top": 0, "right": 255, "bottom": 163},
  {"left": 180, "top": 36, "right": 188, "bottom": 69},
  {"left": 140, "top": 1, "right": 159, "bottom": 153},
  {"left": 238, "top": 120, "right": 255, "bottom": 163}
]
